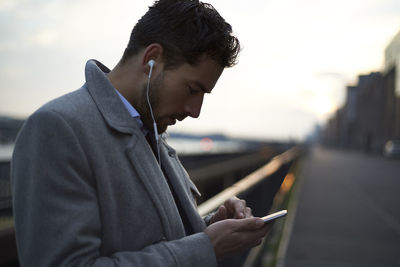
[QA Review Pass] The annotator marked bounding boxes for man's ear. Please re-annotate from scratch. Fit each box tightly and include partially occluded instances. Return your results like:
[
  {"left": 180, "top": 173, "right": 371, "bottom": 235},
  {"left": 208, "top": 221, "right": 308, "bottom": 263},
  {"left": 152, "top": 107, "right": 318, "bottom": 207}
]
[{"left": 142, "top": 43, "right": 164, "bottom": 76}]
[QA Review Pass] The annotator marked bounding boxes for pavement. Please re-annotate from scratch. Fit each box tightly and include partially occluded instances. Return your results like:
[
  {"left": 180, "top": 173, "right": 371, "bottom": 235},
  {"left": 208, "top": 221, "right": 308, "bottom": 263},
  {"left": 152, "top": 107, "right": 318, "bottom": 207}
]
[{"left": 282, "top": 146, "right": 400, "bottom": 267}]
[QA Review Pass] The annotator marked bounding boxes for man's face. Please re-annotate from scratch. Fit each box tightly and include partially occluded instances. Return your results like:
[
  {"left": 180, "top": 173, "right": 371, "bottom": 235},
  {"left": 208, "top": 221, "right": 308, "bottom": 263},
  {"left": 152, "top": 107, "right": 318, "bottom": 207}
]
[{"left": 139, "top": 57, "right": 224, "bottom": 133}]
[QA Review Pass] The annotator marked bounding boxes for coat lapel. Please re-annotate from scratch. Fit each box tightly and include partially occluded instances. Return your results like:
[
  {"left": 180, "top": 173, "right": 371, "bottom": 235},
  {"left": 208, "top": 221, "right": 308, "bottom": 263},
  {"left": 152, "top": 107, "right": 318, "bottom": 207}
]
[
  {"left": 125, "top": 132, "right": 186, "bottom": 239},
  {"left": 160, "top": 140, "right": 207, "bottom": 233}
]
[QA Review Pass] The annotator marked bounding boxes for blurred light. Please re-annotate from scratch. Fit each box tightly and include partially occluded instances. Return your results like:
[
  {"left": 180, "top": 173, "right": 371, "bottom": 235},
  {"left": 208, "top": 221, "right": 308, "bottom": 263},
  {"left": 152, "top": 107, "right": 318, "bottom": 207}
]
[
  {"left": 311, "top": 95, "right": 337, "bottom": 118},
  {"left": 200, "top": 137, "right": 214, "bottom": 151},
  {"left": 281, "top": 173, "right": 295, "bottom": 193}
]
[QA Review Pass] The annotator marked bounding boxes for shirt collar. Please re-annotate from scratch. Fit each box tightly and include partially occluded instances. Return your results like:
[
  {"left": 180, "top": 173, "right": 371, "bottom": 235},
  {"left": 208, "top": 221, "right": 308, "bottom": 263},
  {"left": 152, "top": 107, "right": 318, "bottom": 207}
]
[{"left": 114, "top": 89, "right": 148, "bottom": 135}]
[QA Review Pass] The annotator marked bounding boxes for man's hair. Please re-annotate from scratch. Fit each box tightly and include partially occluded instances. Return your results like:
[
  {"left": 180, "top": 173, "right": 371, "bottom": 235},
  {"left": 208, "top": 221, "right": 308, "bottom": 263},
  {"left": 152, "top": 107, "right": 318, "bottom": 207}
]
[{"left": 121, "top": 0, "right": 240, "bottom": 69}]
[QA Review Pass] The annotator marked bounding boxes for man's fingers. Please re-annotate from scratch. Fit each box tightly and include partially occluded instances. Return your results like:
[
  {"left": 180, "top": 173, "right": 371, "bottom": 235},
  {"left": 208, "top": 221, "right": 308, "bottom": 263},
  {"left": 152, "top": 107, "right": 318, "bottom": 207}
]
[
  {"left": 233, "top": 217, "right": 265, "bottom": 231},
  {"left": 217, "top": 205, "right": 228, "bottom": 220},
  {"left": 245, "top": 207, "right": 253, "bottom": 218},
  {"left": 222, "top": 197, "right": 254, "bottom": 219},
  {"left": 230, "top": 198, "right": 247, "bottom": 219},
  {"left": 210, "top": 205, "right": 228, "bottom": 224},
  {"left": 204, "top": 218, "right": 274, "bottom": 260},
  {"left": 232, "top": 219, "right": 271, "bottom": 249}
]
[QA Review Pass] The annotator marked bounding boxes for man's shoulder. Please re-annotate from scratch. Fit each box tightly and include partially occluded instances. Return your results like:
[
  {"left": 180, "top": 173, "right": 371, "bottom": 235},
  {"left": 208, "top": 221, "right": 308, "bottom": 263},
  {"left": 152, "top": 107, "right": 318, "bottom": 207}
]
[
  {"left": 40, "top": 86, "right": 92, "bottom": 115},
  {"left": 26, "top": 85, "right": 98, "bottom": 130}
]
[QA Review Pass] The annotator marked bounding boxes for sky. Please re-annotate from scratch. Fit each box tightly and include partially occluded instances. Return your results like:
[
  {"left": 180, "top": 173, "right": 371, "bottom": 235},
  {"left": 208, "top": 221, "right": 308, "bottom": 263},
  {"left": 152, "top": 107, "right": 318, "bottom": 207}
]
[{"left": 0, "top": 0, "right": 399, "bottom": 141}]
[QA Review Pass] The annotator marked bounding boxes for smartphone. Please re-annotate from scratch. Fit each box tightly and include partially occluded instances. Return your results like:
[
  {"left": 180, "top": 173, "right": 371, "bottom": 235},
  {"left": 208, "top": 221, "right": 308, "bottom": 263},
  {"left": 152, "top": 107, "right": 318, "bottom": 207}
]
[{"left": 261, "top": 210, "right": 287, "bottom": 223}]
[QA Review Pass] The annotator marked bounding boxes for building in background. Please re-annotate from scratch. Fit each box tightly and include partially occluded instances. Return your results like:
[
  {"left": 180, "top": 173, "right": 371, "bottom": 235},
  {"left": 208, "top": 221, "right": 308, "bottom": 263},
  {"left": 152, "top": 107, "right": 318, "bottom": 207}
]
[
  {"left": 384, "top": 29, "right": 400, "bottom": 140},
  {"left": 323, "top": 29, "right": 400, "bottom": 152}
]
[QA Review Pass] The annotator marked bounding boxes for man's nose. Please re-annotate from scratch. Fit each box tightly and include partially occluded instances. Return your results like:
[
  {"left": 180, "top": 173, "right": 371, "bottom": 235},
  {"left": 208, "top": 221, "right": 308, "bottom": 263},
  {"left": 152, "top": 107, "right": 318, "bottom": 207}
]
[{"left": 184, "top": 95, "right": 204, "bottom": 118}]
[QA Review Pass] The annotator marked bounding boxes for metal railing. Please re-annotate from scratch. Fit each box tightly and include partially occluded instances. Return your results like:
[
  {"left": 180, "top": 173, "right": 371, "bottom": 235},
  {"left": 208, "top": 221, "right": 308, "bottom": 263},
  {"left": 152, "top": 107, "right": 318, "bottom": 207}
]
[
  {"left": 198, "top": 146, "right": 303, "bottom": 267},
  {"left": 198, "top": 146, "right": 302, "bottom": 216}
]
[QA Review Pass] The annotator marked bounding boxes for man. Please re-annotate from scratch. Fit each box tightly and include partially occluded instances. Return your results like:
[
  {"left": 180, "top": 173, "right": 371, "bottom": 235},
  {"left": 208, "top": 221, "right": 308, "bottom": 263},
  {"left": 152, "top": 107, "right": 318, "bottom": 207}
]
[{"left": 11, "top": 0, "right": 271, "bottom": 266}]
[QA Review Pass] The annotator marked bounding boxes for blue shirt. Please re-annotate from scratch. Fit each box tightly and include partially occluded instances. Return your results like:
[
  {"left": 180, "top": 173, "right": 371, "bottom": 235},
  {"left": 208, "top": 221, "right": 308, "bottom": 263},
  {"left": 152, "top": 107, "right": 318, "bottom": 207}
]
[{"left": 115, "top": 89, "right": 147, "bottom": 135}]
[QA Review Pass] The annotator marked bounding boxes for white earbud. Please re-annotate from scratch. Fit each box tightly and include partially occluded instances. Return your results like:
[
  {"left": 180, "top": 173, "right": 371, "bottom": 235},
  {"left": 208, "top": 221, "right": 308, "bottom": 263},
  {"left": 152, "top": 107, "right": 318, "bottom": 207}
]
[
  {"left": 148, "top": 60, "right": 155, "bottom": 80},
  {"left": 148, "top": 59, "right": 155, "bottom": 68}
]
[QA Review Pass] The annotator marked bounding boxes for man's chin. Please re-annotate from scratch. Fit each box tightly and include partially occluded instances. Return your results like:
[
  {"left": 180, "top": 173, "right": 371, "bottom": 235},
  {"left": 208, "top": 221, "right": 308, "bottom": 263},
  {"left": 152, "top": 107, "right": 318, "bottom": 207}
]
[
  {"left": 157, "top": 118, "right": 177, "bottom": 134},
  {"left": 157, "top": 124, "right": 168, "bottom": 134}
]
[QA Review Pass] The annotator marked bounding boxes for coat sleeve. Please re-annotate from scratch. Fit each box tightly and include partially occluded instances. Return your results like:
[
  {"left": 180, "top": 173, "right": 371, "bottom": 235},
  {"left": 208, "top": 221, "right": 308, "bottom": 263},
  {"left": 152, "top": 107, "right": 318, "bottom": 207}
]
[{"left": 11, "top": 109, "right": 217, "bottom": 267}]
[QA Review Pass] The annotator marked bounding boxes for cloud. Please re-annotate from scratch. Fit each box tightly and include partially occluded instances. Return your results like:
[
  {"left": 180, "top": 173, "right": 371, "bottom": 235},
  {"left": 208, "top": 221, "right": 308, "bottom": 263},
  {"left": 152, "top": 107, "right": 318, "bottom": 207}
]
[
  {"left": 31, "top": 29, "right": 59, "bottom": 46},
  {"left": 0, "top": 0, "right": 16, "bottom": 11},
  {"left": 0, "top": 65, "right": 26, "bottom": 78}
]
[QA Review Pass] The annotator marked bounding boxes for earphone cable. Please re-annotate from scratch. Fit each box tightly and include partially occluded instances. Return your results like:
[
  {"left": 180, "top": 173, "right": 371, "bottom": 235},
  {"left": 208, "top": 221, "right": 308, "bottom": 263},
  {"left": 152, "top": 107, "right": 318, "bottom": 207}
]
[{"left": 146, "top": 65, "right": 161, "bottom": 166}]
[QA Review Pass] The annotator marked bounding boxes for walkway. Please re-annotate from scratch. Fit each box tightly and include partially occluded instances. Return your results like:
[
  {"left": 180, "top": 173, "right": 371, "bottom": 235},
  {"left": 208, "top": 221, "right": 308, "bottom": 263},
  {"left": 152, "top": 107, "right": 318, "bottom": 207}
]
[{"left": 283, "top": 146, "right": 400, "bottom": 267}]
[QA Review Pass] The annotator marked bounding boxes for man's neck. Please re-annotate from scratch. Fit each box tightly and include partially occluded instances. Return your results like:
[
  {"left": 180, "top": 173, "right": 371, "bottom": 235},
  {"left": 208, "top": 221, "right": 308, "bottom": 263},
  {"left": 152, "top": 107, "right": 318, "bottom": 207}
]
[{"left": 108, "top": 58, "right": 143, "bottom": 108}]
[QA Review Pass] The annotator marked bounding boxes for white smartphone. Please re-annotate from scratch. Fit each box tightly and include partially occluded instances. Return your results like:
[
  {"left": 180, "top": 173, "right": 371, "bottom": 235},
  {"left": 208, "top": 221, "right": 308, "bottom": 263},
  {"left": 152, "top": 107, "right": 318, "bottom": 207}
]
[{"left": 261, "top": 210, "right": 287, "bottom": 223}]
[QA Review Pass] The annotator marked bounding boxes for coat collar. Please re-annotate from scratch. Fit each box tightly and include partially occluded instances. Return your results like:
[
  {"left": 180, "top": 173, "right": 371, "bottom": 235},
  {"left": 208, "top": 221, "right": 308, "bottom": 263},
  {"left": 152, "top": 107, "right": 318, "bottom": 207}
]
[{"left": 84, "top": 59, "right": 139, "bottom": 135}]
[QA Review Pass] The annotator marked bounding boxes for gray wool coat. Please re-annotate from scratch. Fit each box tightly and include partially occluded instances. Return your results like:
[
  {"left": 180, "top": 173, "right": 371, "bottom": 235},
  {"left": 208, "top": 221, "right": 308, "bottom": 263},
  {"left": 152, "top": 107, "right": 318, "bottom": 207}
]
[{"left": 11, "top": 60, "right": 217, "bottom": 267}]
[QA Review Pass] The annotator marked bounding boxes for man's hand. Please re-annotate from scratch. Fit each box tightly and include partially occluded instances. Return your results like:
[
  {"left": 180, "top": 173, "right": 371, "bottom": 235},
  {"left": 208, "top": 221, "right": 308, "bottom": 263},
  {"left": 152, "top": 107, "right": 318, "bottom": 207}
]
[
  {"left": 204, "top": 217, "right": 273, "bottom": 260},
  {"left": 209, "top": 196, "right": 252, "bottom": 224}
]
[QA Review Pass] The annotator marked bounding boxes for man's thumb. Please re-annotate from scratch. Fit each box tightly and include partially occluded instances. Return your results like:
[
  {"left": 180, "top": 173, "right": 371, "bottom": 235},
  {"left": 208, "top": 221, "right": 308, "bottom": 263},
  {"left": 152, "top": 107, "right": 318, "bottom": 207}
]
[{"left": 235, "top": 217, "right": 264, "bottom": 231}]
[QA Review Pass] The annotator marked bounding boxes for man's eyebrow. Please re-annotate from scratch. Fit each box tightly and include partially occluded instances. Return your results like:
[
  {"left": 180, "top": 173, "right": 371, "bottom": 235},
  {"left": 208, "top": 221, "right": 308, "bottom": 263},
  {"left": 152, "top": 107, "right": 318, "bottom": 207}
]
[{"left": 193, "top": 81, "right": 211, "bottom": 94}]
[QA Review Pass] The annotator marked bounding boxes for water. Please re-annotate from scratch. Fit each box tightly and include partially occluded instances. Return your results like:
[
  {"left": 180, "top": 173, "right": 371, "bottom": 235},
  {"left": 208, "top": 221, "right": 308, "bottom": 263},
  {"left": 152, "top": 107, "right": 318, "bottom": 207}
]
[
  {"left": 166, "top": 137, "right": 245, "bottom": 155},
  {"left": 0, "top": 144, "right": 13, "bottom": 161},
  {"left": 0, "top": 137, "right": 247, "bottom": 161}
]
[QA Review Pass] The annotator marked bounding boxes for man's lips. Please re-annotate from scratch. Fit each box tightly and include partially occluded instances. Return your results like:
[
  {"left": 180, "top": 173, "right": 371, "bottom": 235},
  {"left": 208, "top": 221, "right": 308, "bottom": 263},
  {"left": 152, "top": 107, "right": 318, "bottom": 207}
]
[
  {"left": 176, "top": 115, "right": 187, "bottom": 121},
  {"left": 163, "top": 115, "right": 186, "bottom": 126},
  {"left": 168, "top": 117, "right": 176, "bottom": 125}
]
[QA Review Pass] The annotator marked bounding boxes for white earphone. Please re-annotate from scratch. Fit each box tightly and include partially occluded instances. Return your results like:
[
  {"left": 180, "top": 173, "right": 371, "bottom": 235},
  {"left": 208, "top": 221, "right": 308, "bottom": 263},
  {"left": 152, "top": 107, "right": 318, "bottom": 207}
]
[
  {"left": 146, "top": 59, "right": 161, "bottom": 166},
  {"left": 148, "top": 59, "right": 155, "bottom": 68}
]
